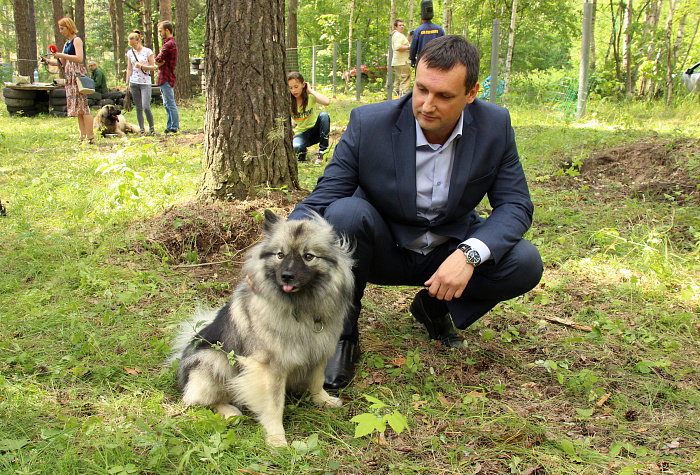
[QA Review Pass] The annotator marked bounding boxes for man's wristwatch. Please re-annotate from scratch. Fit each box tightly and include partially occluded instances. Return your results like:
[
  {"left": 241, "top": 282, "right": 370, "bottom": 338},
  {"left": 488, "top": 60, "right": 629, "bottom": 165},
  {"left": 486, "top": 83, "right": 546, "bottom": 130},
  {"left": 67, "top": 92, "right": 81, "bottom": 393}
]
[{"left": 457, "top": 243, "right": 482, "bottom": 267}]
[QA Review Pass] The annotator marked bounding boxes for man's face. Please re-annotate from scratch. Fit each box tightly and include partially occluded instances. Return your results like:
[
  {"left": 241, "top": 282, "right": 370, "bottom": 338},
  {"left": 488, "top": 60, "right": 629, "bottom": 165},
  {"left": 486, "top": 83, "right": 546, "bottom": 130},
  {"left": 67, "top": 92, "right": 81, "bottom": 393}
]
[
  {"left": 412, "top": 59, "right": 479, "bottom": 144},
  {"left": 396, "top": 22, "right": 405, "bottom": 33},
  {"left": 158, "top": 27, "right": 166, "bottom": 39},
  {"left": 89, "top": 64, "right": 96, "bottom": 71}
]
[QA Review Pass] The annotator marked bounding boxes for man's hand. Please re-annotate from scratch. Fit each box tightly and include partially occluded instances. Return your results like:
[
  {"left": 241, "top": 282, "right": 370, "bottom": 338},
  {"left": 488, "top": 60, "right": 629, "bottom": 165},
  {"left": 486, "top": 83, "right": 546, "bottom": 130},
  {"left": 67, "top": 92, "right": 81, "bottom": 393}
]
[{"left": 424, "top": 249, "right": 474, "bottom": 301}]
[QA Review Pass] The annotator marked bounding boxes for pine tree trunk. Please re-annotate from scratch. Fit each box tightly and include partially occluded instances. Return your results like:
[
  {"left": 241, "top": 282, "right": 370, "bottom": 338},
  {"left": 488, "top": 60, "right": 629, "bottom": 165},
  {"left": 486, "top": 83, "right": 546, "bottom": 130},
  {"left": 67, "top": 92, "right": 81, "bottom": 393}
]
[
  {"left": 116, "top": 0, "right": 126, "bottom": 79},
  {"left": 174, "top": 0, "right": 191, "bottom": 100},
  {"left": 623, "top": 0, "right": 633, "bottom": 96},
  {"left": 198, "top": 0, "right": 297, "bottom": 201},
  {"left": 75, "top": 0, "right": 85, "bottom": 53},
  {"left": 160, "top": 0, "right": 172, "bottom": 21},
  {"left": 286, "top": 0, "right": 299, "bottom": 71},
  {"left": 503, "top": 0, "right": 518, "bottom": 97},
  {"left": 51, "top": 0, "right": 64, "bottom": 52},
  {"left": 141, "top": 0, "right": 154, "bottom": 51},
  {"left": 13, "top": 0, "right": 37, "bottom": 77}
]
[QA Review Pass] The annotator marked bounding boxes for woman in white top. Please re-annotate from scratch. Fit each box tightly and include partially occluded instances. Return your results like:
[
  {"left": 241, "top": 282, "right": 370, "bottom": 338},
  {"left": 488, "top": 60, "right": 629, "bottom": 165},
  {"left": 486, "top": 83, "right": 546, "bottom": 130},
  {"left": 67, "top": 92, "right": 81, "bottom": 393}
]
[{"left": 125, "top": 30, "right": 156, "bottom": 134}]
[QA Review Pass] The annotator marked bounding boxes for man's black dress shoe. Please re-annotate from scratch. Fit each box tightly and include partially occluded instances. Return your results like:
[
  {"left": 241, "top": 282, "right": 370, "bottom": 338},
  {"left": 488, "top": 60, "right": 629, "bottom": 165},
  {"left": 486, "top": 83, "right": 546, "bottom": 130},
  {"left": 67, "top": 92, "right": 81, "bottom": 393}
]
[
  {"left": 409, "top": 289, "right": 463, "bottom": 349},
  {"left": 324, "top": 339, "right": 359, "bottom": 390}
]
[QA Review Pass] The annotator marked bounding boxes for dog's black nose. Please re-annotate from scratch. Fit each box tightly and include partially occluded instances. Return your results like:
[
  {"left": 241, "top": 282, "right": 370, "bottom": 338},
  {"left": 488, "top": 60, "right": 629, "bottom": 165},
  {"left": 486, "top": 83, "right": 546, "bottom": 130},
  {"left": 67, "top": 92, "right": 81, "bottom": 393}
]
[{"left": 280, "top": 272, "right": 295, "bottom": 283}]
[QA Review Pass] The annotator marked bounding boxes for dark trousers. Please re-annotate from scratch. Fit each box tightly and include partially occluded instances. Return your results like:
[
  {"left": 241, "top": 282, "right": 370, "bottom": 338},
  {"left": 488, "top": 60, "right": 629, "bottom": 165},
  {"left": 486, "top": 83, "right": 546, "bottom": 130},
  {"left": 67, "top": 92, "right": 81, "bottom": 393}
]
[
  {"left": 323, "top": 197, "right": 543, "bottom": 340},
  {"left": 293, "top": 112, "right": 330, "bottom": 160}
]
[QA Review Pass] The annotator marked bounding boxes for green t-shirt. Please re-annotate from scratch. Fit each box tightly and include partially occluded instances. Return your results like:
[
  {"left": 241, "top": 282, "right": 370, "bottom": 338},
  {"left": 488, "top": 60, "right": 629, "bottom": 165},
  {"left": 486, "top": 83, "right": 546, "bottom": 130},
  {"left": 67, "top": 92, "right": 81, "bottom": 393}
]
[
  {"left": 91, "top": 67, "right": 108, "bottom": 94},
  {"left": 291, "top": 94, "right": 318, "bottom": 134}
]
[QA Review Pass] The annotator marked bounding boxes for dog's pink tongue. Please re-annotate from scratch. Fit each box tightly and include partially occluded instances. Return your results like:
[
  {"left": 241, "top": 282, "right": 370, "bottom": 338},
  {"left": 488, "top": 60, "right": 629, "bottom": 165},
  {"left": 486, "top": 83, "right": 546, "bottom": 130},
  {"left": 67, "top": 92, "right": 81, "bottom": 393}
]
[{"left": 283, "top": 285, "right": 294, "bottom": 292}]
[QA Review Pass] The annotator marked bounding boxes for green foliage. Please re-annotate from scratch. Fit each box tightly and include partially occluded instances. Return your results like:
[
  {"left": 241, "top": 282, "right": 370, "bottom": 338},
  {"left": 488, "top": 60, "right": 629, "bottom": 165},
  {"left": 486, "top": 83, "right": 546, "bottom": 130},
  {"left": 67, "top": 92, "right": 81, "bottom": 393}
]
[{"left": 350, "top": 394, "right": 410, "bottom": 439}]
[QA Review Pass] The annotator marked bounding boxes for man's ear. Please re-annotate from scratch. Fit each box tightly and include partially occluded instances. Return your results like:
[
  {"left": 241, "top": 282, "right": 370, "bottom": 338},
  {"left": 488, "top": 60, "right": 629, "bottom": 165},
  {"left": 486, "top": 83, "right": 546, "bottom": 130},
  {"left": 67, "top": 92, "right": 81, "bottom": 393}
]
[{"left": 466, "top": 83, "right": 480, "bottom": 104}]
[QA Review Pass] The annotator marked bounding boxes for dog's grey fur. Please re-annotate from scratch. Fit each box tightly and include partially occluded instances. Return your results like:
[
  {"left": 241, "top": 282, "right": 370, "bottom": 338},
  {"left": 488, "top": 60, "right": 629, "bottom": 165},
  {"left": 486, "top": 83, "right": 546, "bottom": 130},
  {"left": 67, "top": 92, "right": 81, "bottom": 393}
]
[{"left": 173, "top": 210, "right": 354, "bottom": 447}]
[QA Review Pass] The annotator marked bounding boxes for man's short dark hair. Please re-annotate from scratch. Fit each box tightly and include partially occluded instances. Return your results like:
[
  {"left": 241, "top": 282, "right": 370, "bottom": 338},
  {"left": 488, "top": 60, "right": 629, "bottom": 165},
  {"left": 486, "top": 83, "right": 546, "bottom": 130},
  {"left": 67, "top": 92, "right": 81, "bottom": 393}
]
[
  {"left": 158, "top": 20, "right": 174, "bottom": 34},
  {"left": 417, "top": 35, "right": 480, "bottom": 93},
  {"left": 394, "top": 19, "right": 403, "bottom": 28}
]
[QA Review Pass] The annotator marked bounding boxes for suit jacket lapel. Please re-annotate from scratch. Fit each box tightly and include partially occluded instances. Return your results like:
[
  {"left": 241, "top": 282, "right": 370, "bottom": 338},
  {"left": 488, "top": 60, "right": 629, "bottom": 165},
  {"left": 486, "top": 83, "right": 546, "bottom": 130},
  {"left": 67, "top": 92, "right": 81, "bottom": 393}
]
[
  {"left": 392, "top": 101, "right": 418, "bottom": 219},
  {"left": 445, "top": 104, "right": 477, "bottom": 217}
]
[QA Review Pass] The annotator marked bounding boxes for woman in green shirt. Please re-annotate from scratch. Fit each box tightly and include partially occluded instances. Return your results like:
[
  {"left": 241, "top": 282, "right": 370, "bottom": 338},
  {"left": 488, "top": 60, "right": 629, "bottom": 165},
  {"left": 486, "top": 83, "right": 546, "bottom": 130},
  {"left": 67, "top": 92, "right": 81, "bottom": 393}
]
[{"left": 288, "top": 72, "right": 331, "bottom": 165}]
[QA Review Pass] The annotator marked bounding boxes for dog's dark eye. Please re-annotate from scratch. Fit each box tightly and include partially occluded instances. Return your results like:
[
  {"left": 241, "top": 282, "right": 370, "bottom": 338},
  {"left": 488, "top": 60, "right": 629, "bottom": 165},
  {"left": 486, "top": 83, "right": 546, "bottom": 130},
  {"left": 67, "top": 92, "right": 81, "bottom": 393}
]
[
  {"left": 303, "top": 253, "right": 315, "bottom": 262},
  {"left": 277, "top": 252, "right": 284, "bottom": 259}
]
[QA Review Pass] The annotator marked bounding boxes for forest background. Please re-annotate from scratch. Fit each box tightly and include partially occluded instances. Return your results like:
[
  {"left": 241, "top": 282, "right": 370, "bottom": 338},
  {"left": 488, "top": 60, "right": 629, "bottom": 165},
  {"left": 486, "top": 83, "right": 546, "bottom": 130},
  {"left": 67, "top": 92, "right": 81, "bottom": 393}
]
[{"left": 2, "top": 0, "right": 700, "bottom": 105}]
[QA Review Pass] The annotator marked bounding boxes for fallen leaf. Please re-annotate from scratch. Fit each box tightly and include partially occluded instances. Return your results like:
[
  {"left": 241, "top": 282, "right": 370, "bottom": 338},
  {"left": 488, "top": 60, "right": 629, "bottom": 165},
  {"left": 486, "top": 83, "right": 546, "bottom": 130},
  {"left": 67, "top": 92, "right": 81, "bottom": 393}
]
[
  {"left": 393, "top": 358, "right": 406, "bottom": 366},
  {"left": 596, "top": 392, "right": 611, "bottom": 407},
  {"left": 410, "top": 400, "right": 428, "bottom": 409},
  {"left": 124, "top": 367, "right": 141, "bottom": 375},
  {"left": 438, "top": 395, "right": 451, "bottom": 406}
]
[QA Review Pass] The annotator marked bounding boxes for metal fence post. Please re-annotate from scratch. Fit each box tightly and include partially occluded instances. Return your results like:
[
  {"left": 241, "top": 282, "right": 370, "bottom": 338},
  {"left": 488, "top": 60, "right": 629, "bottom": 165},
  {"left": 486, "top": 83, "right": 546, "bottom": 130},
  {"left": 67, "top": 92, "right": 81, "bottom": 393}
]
[
  {"left": 490, "top": 19, "right": 500, "bottom": 104},
  {"left": 576, "top": 2, "right": 593, "bottom": 120},
  {"left": 387, "top": 38, "right": 394, "bottom": 101},
  {"left": 356, "top": 40, "right": 362, "bottom": 101},
  {"left": 333, "top": 43, "right": 337, "bottom": 96},
  {"left": 312, "top": 45, "right": 317, "bottom": 88}
]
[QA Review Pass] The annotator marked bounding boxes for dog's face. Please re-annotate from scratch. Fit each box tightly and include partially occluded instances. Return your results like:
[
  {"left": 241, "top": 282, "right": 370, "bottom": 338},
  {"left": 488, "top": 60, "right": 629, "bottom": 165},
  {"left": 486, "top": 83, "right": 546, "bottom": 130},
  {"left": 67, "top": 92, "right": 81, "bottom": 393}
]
[
  {"left": 254, "top": 210, "right": 350, "bottom": 295},
  {"left": 99, "top": 104, "right": 121, "bottom": 123}
]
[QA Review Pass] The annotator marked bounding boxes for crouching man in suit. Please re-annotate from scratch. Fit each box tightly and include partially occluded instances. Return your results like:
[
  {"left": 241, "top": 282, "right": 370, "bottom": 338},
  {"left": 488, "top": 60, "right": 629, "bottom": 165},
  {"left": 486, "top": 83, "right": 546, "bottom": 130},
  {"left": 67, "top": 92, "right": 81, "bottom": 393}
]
[{"left": 289, "top": 35, "right": 543, "bottom": 390}]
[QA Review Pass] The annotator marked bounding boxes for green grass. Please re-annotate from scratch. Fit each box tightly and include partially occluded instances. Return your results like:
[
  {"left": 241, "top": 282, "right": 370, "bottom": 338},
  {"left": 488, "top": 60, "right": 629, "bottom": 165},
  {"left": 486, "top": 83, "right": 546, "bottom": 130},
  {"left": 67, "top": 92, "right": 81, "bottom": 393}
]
[{"left": 1, "top": 96, "right": 699, "bottom": 474}]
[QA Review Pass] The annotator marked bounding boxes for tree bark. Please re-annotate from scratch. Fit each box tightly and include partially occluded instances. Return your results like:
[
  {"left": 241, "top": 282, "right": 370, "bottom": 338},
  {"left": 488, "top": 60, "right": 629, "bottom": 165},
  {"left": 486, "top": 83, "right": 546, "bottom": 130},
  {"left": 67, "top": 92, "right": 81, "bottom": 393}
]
[
  {"left": 174, "top": 0, "right": 191, "bottom": 100},
  {"left": 13, "top": 0, "right": 37, "bottom": 77},
  {"left": 503, "top": 0, "right": 518, "bottom": 97},
  {"left": 116, "top": 0, "right": 126, "bottom": 79},
  {"left": 160, "top": 0, "right": 172, "bottom": 21},
  {"left": 286, "top": 0, "right": 299, "bottom": 71},
  {"left": 442, "top": 0, "right": 452, "bottom": 35},
  {"left": 408, "top": 0, "right": 415, "bottom": 31},
  {"left": 390, "top": 0, "right": 396, "bottom": 35},
  {"left": 199, "top": 0, "right": 297, "bottom": 201},
  {"left": 622, "top": 0, "right": 633, "bottom": 96},
  {"left": 50, "top": 0, "right": 64, "bottom": 51},
  {"left": 590, "top": 0, "right": 597, "bottom": 71},
  {"left": 75, "top": 0, "right": 85, "bottom": 52},
  {"left": 141, "top": 0, "right": 154, "bottom": 50},
  {"left": 665, "top": 0, "right": 678, "bottom": 105},
  {"left": 347, "top": 0, "right": 355, "bottom": 71}
]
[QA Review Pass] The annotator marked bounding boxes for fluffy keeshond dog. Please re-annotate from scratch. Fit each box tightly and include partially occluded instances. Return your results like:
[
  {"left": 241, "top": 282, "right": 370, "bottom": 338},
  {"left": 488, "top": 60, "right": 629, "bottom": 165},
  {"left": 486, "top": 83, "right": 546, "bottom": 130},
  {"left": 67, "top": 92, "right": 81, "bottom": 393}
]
[{"left": 172, "top": 210, "right": 354, "bottom": 447}]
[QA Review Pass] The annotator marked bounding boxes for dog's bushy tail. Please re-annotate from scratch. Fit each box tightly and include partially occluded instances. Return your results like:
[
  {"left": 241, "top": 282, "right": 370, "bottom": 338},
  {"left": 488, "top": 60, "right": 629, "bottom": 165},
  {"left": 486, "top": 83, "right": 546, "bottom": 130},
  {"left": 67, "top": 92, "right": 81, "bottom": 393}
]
[{"left": 166, "top": 305, "right": 218, "bottom": 366}]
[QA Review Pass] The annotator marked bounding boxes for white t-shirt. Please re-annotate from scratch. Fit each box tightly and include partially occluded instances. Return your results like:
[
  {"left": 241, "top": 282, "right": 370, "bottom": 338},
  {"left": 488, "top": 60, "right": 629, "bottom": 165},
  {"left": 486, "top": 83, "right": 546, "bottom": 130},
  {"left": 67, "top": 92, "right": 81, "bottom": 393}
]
[{"left": 127, "top": 47, "right": 154, "bottom": 85}]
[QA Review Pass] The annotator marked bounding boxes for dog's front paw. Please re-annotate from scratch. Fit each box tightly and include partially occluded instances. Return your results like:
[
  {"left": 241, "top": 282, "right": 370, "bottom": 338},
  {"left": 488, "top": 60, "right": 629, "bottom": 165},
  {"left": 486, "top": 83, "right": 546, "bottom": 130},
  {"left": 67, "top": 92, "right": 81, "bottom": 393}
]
[
  {"left": 311, "top": 390, "right": 343, "bottom": 408},
  {"left": 215, "top": 403, "right": 243, "bottom": 419},
  {"left": 266, "top": 434, "right": 288, "bottom": 447}
]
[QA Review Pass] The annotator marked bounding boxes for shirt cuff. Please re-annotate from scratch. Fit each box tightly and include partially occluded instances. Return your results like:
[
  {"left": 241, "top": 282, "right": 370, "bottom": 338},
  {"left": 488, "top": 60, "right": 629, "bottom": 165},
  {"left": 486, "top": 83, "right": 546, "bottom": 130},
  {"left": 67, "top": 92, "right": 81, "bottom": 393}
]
[{"left": 461, "top": 238, "right": 492, "bottom": 263}]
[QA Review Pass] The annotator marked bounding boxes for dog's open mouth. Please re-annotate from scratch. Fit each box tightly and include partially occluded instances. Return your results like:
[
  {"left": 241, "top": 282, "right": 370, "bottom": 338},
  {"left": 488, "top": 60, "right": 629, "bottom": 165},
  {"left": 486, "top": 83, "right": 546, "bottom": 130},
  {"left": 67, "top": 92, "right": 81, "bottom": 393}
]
[{"left": 283, "top": 285, "right": 297, "bottom": 292}]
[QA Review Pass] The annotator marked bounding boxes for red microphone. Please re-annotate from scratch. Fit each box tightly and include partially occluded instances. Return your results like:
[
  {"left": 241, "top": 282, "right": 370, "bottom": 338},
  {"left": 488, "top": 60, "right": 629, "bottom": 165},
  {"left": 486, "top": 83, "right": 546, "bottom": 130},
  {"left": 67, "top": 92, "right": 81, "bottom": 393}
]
[{"left": 48, "top": 44, "right": 57, "bottom": 54}]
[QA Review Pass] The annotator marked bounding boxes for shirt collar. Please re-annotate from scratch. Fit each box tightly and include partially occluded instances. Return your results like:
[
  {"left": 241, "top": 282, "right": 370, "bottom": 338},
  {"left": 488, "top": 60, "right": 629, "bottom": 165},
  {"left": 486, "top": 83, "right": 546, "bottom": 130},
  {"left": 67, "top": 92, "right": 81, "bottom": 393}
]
[{"left": 415, "top": 112, "right": 464, "bottom": 150}]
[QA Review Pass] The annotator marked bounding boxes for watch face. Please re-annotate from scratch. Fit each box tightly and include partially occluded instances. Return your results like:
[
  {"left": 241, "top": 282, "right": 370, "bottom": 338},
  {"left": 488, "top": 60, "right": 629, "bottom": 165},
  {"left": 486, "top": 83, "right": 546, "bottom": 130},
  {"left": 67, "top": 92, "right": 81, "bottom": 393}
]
[{"left": 466, "top": 249, "right": 480, "bottom": 265}]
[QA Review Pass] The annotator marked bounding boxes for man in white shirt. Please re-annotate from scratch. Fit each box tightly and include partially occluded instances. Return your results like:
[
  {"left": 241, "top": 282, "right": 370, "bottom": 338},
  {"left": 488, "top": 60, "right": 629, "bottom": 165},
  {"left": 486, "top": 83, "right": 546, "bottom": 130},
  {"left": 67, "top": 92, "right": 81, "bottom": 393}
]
[{"left": 391, "top": 19, "right": 411, "bottom": 97}]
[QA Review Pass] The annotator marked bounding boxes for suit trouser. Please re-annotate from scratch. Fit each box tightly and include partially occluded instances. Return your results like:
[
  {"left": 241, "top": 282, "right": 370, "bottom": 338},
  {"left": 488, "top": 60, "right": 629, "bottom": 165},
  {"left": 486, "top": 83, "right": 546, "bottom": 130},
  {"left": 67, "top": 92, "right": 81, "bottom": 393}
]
[{"left": 323, "top": 197, "right": 543, "bottom": 341}]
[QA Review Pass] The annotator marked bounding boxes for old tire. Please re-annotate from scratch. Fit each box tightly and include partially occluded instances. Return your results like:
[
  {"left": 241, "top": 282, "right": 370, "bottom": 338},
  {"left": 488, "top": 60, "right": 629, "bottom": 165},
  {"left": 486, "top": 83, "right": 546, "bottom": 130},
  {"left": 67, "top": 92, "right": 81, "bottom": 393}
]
[
  {"left": 50, "top": 97, "right": 68, "bottom": 107},
  {"left": 3, "top": 88, "right": 36, "bottom": 100},
  {"left": 50, "top": 88, "right": 67, "bottom": 98},
  {"left": 102, "top": 91, "right": 123, "bottom": 100},
  {"left": 51, "top": 105, "right": 68, "bottom": 112},
  {"left": 50, "top": 110, "right": 68, "bottom": 117},
  {"left": 99, "top": 99, "right": 115, "bottom": 106},
  {"left": 4, "top": 98, "right": 35, "bottom": 108}
]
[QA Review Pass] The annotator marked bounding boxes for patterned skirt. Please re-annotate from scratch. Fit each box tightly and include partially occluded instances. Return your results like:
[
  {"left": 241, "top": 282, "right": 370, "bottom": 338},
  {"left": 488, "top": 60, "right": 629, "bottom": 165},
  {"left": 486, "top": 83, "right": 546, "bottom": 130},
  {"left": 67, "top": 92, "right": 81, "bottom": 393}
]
[{"left": 64, "top": 60, "right": 91, "bottom": 117}]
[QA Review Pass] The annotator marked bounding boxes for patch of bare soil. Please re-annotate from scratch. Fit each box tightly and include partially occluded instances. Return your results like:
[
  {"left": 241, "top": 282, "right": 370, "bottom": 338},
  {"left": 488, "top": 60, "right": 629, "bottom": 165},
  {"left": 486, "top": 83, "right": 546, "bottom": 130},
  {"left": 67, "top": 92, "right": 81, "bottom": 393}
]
[
  {"left": 131, "top": 192, "right": 305, "bottom": 267},
  {"left": 576, "top": 137, "right": 700, "bottom": 201}
]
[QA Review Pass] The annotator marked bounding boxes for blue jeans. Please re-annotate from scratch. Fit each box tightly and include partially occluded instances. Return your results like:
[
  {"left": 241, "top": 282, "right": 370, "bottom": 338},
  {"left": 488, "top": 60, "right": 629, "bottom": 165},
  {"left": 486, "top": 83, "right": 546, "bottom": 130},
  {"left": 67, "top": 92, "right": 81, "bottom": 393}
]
[
  {"left": 160, "top": 82, "right": 179, "bottom": 132},
  {"left": 293, "top": 111, "right": 330, "bottom": 161}
]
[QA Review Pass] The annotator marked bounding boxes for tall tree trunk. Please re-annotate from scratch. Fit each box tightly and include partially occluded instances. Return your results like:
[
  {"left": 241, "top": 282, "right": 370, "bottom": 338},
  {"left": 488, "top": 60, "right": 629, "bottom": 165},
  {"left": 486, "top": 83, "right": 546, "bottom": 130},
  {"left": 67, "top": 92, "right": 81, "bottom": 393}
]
[
  {"left": 142, "top": 0, "right": 154, "bottom": 49},
  {"left": 664, "top": 0, "right": 678, "bottom": 105},
  {"left": 286, "top": 0, "right": 299, "bottom": 71},
  {"left": 623, "top": 0, "right": 633, "bottom": 96},
  {"left": 174, "top": 0, "right": 191, "bottom": 100},
  {"left": 347, "top": 0, "right": 355, "bottom": 71},
  {"left": 680, "top": 15, "right": 700, "bottom": 72},
  {"left": 108, "top": 0, "right": 119, "bottom": 78},
  {"left": 590, "top": 0, "right": 597, "bottom": 71},
  {"left": 503, "top": 0, "right": 518, "bottom": 97},
  {"left": 408, "top": 0, "right": 415, "bottom": 31},
  {"left": 160, "top": 0, "right": 172, "bottom": 21},
  {"left": 443, "top": 0, "right": 451, "bottom": 34},
  {"left": 199, "top": 0, "right": 297, "bottom": 201},
  {"left": 50, "top": 0, "right": 64, "bottom": 51},
  {"left": 390, "top": 0, "right": 396, "bottom": 35},
  {"left": 640, "top": 0, "right": 663, "bottom": 96},
  {"left": 13, "top": 0, "right": 37, "bottom": 77},
  {"left": 116, "top": 0, "right": 126, "bottom": 79},
  {"left": 75, "top": 0, "right": 85, "bottom": 54}
]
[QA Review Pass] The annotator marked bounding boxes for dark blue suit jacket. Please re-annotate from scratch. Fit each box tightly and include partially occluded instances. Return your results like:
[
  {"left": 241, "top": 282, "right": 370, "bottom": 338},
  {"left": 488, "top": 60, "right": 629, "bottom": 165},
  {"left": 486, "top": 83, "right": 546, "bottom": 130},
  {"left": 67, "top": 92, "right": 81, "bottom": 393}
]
[{"left": 289, "top": 94, "right": 534, "bottom": 264}]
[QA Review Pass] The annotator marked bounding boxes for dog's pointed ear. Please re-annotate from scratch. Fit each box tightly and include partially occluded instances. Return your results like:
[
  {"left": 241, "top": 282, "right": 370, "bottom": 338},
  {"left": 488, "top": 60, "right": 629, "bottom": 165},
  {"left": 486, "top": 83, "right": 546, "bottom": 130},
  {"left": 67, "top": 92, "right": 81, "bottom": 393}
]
[{"left": 263, "top": 209, "right": 281, "bottom": 233}]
